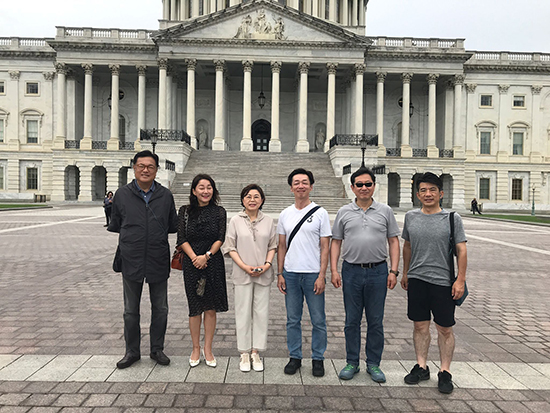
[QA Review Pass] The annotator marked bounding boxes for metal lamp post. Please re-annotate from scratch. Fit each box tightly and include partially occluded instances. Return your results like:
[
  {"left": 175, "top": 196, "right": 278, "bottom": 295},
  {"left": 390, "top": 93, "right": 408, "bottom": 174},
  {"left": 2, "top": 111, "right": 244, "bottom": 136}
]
[
  {"left": 151, "top": 128, "right": 158, "bottom": 154},
  {"left": 360, "top": 136, "right": 368, "bottom": 168},
  {"left": 531, "top": 185, "right": 536, "bottom": 216}
]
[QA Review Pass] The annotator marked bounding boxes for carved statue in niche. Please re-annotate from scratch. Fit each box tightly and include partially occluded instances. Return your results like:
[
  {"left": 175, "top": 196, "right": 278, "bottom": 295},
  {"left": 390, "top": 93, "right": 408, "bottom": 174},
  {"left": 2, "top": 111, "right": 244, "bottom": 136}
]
[
  {"left": 197, "top": 123, "right": 209, "bottom": 149},
  {"left": 315, "top": 126, "right": 326, "bottom": 152},
  {"left": 234, "top": 15, "right": 253, "bottom": 39}
]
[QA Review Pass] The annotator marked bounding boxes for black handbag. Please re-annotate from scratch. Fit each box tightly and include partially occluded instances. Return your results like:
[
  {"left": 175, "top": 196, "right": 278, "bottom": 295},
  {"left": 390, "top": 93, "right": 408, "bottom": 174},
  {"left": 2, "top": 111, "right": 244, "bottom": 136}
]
[{"left": 449, "top": 211, "right": 468, "bottom": 306}]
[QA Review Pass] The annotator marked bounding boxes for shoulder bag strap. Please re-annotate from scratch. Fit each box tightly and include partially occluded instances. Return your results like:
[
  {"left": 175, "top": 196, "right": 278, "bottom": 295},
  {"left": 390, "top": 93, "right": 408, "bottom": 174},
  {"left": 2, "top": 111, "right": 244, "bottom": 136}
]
[
  {"left": 287, "top": 205, "right": 321, "bottom": 250},
  {"left": 449, "top": 211, "right": 456, "bottom": 282}
]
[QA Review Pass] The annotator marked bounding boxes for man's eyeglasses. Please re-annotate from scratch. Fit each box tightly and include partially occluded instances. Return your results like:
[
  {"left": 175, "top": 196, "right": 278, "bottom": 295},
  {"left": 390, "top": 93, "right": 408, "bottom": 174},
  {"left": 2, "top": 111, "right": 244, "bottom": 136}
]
[
  {"left": 354, "top": 182, "right": 374, "bottom": 188},
  {"left": 135, "top": 164, "right": 157, "bottom": 171}
]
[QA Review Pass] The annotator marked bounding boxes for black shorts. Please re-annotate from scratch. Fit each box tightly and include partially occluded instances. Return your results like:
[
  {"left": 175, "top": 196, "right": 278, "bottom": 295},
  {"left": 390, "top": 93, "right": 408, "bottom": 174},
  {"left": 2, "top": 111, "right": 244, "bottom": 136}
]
[{"left": 407, "top": 278, "right": 455, "bottom": 327}]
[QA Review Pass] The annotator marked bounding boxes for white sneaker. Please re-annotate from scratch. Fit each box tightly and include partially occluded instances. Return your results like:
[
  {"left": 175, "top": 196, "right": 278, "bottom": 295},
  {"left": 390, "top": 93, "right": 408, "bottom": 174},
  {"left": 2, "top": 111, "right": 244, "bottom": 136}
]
[
  {"left": 239, "top": 353, "right": 251, "bottom": 372},
  {"left": 251, "top": 352, "right": 264, "bottom": 372}
]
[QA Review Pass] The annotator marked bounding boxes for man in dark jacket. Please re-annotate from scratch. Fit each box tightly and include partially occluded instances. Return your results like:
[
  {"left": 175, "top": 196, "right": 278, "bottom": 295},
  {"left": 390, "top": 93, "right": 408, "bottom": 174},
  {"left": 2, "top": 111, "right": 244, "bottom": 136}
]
[{"left": 108, "top": 150, "right": 178, "bottom": 369}]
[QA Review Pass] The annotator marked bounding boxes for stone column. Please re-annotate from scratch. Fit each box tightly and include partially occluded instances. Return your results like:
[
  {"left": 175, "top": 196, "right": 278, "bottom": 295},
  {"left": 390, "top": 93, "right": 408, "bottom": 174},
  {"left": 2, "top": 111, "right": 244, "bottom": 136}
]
[
  {"left": 79, "top": 64, "right": 94, "bottom": 150},
  {"left": 170, "top": 0, "right": 176, "bottom": 19},
  {"left": 163, "top": 0, "right": 169, "bottom": 19},
  {"left": 465, "top": 83, "right": 477, "bottom": 160},
  {"left": 400, "top": 73, "right": 413, "bottom": 157},
  {"left": 79, "top": 164, "right": 94, "bottom": 202},
  {"left": 329, "top": 0, "right": 337, "bottom": 21},
  {"left": 212, "top": 59, "right": 225, "bottom": 151},
  {"left": 270, "top": 61, "right": 282, "bottom": 152},
  {"left": 186, "top": 59, "right": 197, "bottom": 148},
  {"left": 398, "top": 169, "right": 414, "bottom": 209},
  {"left": 166, "top": 66, "right": 173, "bottom": 129},
  {"left": 241, "top": 60, "right": 253, "bottom": 151},
  {"left": 107, "top": 64, "right": 120, "bottom": 150},
  {"left": 326, "top": 63, "right": 338, "bottom": 152},
  {"left": 453, "top": 74, "right": 465, "bottom": 157},
  {"left": 427, "top": 73, "right": 439, "bottom": 158},
  {"left": 354, "top": 63, "right": 365, "bottom": 134},
  {"left": 375, "top": 72, "right": 386, "bottom": 157},
  {"left": 192, "top": 0, "right": 199, "bottom": 17},
  {"left": 349, "top": 74, "right": 356, "bottom": 133},
  {"left": 296, "top": 62, "right": 310, "bottom": 152},
  {"left": 496, "top": 84, "right": 509, "bottom": 161},
  {"left": 351, "top": 0, "right": 358, "bottom": 26},
  {"left": 158, "top": 59, "right": 168, "bottom": 129},
  {"left": 342, "top": 0, "right": 349, "bottom": 25},
  {"left": 136, "top": 65, "right": 147, "bottom": 150},
  {"left": 54, "top": 64, "right": 67, "bottom": 149},
  {"left": 530, "top": 85, "right": 543, "bottom": 162},
  {"left": 358, "top": 0, "right": 365, "bottom": 25}
]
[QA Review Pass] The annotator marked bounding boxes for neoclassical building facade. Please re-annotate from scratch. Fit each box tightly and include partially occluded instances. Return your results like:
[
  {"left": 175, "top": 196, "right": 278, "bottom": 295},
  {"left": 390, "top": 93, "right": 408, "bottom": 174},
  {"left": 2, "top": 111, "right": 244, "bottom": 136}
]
[{"left": 1, "top": 0, "right": 549, "bottom": 209}]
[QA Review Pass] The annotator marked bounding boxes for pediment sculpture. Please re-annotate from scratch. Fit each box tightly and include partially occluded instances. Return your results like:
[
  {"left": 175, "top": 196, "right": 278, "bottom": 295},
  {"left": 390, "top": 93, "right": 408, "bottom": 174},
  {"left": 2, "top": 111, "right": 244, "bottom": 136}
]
[{"left": 234, "top": 9, "right": 286, "bottom": 40}]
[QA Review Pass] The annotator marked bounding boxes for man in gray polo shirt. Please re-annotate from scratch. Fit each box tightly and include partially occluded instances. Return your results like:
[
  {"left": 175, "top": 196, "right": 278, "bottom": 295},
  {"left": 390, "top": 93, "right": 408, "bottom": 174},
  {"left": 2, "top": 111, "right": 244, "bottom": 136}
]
[{"left": 330, "top": 167, "right": 400, "bottom": 382}]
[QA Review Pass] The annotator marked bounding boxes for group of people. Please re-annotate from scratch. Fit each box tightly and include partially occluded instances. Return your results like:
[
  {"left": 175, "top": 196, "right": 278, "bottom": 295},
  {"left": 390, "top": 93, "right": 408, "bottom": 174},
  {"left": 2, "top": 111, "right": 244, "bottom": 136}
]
[{"left": 107, "top": 149, "right": 467, "bottom": 395}]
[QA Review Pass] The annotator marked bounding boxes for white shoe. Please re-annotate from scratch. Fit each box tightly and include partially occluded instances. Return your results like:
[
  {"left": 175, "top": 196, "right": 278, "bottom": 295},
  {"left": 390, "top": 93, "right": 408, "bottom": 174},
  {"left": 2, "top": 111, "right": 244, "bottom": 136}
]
[
  {"left": 251, "top": 352, "right": 264, "bottom": 372},
  {"left": 202, "top": 349, "right": 217, "bottom": 368},
  {"left": 189, "top": 347, "right": 200, "bottom": 367},
  {"left": 239, "top": 353, "right": 251, "bottom": 372}
]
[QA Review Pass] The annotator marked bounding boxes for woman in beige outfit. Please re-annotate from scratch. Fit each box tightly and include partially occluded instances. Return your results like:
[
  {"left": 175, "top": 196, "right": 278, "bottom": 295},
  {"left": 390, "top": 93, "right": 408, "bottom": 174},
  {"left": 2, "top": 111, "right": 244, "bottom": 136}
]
[{"left": 223, "top": 184, "right": 277, "bottom": 372}]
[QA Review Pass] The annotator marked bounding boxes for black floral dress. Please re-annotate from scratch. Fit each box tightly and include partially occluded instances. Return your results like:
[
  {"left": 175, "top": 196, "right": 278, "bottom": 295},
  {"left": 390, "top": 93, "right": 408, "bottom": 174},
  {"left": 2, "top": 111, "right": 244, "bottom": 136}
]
[{"left": 177, "top": 204, "right": 228, "bottom": 317}]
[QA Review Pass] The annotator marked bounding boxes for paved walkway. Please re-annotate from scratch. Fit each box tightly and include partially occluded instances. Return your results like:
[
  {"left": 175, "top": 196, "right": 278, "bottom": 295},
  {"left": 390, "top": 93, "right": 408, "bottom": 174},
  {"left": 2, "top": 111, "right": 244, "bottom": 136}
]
[{"left": 1, "top": 205, "right": 550, "bottom": 412}]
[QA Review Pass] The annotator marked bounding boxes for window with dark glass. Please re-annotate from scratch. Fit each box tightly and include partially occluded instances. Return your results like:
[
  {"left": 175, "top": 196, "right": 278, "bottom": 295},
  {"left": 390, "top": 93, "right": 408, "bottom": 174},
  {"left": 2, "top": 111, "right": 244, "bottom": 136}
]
[
  {"left": 513, "top": 95, "right": 525, "bottom": 108},
  {"left": 479, "top": 178, "right": 490, "bottom": 199},
  {"left": 512, "top": 132, "right": 523, "bottom": 155},
  {"left": 480, "top": 131, "right": 491, "bottom": 154},
  {"left": 26, "top": 82, "right": 39, "bottom": 95},
  {"left": 27, "top": 167, "right": 38, "bottom": 190},
  {"left": 480, "top": 95, "right": 492, "bottom": 107},
  {"left": 511, "top": 179, "right": 522, "bottom": 200},
  {"left": 27, "top": 120, "right": 38, "bottom": 143}
]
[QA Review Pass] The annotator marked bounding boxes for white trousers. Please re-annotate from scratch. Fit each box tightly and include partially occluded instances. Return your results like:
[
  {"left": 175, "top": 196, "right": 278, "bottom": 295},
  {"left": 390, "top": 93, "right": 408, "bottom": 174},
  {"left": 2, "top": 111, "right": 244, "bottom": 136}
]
[{"left": 234, "top": 283, "right": 271, "bottom": 352}]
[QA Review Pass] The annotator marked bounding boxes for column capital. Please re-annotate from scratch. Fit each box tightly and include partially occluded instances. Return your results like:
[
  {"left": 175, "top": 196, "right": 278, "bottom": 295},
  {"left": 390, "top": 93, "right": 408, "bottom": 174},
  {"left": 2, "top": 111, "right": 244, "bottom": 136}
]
[
  {"left": 185, "top": 58, "right": 197, "bottom": 71},
  {"left": 531, "top": 85, "right": 543, "bottom": 95},
  {"left": 214, "top": 59, "right": 226, "bottom": 72},
  {"left": 401, "top": 73, "right": 413, "bottom": 83},
  {"left": 109, "top": 64, "right": 120, "bottom": 76},
  {"left": 8, "top": 70, "right": 20, "bottom": 80},
  {"left": 158, "top": 58, "right": 169, "bottom": 70},
  {"left": 375, "top": 71, "right": 387, "bottom": 83},
  {"left": 498, "top": 84, "right": 510, "bottom": 94},
  {"left": 136, "top": 65, "right": 147, "bottom": 76},
  {"left": 298, "top": 61, "right": 310, "bottom": 74},
  {"left": 271, "top": 61, "right": 282, "bottom": 73},
  {"left": 81, "top": 63, "right": 94, "bottom": 75},
  {"left": 465, "top": 83, "right": 477, "bottom": 93},
  {"left": 354, "top": 63, "right": 366, "bottom": 75},
  {"left": 426, "top": 73, "right": 439, "bottom": 85},
  {"left": 453, "top": 74, "right": 465, "bottom": 86},
  {"left": 242, "top": 60, "right": 254, "bottom": 72},
  {"left": 326, "top": 62, "right": 338, "bottom": 75},
  {"left": 43, "top": 72, "right": 55, "bottom": 81},
  {"left": 55, "top": 63, "right": 67, "bottom": 75}
]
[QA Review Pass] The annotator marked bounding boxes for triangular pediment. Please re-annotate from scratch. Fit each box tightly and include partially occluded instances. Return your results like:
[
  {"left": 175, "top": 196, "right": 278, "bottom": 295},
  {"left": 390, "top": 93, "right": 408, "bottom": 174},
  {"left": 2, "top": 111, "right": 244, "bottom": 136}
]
[{"left": 153, "top": 0, "right": 367, "bottom": 46}]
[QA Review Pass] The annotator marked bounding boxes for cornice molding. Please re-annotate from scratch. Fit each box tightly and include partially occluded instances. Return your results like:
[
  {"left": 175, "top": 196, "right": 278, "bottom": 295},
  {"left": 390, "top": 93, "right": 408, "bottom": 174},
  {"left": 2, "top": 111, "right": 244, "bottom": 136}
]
[
  {"left": 465, "top": 64, "right": 550, "bottom": 74},
  {"left": 367, "top": 50, "right": 472, "bottom": 62},
  {"left": 0, "top": 51, "right": 56, "bottom": 60},
  {"left": 46, "top": 41, "right": 156, "bottom": 54}
]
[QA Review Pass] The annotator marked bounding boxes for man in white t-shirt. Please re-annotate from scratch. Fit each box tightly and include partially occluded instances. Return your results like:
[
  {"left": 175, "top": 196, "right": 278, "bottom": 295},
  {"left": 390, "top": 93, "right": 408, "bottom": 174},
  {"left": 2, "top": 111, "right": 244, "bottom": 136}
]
[{"left": 277, "top": 168, "right": 332, "bottom": 377}]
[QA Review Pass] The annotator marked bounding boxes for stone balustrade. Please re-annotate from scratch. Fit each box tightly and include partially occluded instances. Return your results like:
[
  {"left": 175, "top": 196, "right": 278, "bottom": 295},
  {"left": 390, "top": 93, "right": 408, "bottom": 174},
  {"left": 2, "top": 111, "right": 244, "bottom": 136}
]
[
  {"left": 55, "top": 27, "right": 154, "bottom": 42},
  {"left": 0, "top": 37, "right": 52, "bottom": 50},
  {"left": 367, "top": 36, "right": 465, "bottom": 50},
  {"left": 472, "top": 51, "right": 550, "bottom": 62}
]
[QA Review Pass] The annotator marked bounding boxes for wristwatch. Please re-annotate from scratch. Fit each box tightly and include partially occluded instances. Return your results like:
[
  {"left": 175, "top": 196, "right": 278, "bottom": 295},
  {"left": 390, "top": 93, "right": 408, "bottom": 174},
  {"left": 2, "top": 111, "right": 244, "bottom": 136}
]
[
  {"left": 206, "top": 251, "right": 212, "bottom": 259},
  {"left": 389, "top": 269, "right": 399, "bottom": 276}
]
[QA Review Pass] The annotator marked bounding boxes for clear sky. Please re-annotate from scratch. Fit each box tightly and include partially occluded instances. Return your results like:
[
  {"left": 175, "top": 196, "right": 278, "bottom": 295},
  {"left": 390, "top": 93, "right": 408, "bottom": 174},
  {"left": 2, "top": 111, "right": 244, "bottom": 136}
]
[{"left": 1, "top": 0, "right": 549, "bottom": 52}]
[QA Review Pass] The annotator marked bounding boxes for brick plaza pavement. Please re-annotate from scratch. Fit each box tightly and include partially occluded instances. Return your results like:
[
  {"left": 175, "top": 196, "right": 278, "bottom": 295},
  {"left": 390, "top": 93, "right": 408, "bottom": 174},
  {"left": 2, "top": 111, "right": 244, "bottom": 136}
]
[{"left": 1, "top": 205, "right": 550, "bottom": 412}]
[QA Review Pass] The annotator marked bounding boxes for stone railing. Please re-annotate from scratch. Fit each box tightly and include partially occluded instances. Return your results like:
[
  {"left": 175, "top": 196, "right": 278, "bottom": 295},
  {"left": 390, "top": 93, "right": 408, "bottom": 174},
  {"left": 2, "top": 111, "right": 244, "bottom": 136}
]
[
  {"left": 439, "top": 149, "right": 454, "bottom": 158},
  {"left": 140, "top": 129, "right": 192, "bottom": 146},
  {"left": 472, "top": 51, "right": 550, "bottom": 62},
  {"left": 0, "top": 37, "right": 52, "bottom": 50},
  {"left": 386, "top": 148, "right": 401, "bottom": 157},
  {"left": 329, "top": 134, "right": 378, "bottom": 148},
  {"left": 367, "top": 37, "right": 465, "bottom": 50},
  {"left": 56, "top": 27, "right": 154, "bottom": 42},
  {"left": 119, "top": 141, "right": 135, "bottom": 150},
  {"left": 412, "top": 148, "right": 428, "bottom": 158},
  {"left": 64, "top": 140, "right": 80, "bottom": 149}
]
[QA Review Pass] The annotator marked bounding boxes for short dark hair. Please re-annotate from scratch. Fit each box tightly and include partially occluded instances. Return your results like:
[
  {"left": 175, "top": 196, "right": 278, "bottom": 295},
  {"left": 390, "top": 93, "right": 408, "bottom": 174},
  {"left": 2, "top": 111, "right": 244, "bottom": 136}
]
[
  {"left": 287, "top": 168, "right": 315, "bottom": 186},
  {"left": 240, "top": 184, "right": 266, "bottom": 210},
  {"left": 133, "top": 150, "right": 159, "bottom": 167},
  {"left": 351, "top": 167, "right": 376, "bottom": 185},
  {"left": 416, "top": 172, "right": 443, "bottom": 191}
]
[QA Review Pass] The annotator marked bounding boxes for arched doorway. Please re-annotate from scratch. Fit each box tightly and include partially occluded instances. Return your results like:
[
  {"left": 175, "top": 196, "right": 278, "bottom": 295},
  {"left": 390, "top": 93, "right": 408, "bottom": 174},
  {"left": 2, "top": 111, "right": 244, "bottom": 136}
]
[
  {"left": 251, "top": 119, "right": 271, "bottom": 152},
  {"left": 441, "top": 174, "right": 453, "bottom": 209},
  {"left": 388, "top": 173, "right": 400, "bottom": 207},
  {"left": 119, "top": 167, "right": 130, "bottom": 188},
  {"left": 64, "top": 166, "right": 80, "bottom": 201},
  {"left": 91, "top": 166, "right": 107, "bottom": 201}
]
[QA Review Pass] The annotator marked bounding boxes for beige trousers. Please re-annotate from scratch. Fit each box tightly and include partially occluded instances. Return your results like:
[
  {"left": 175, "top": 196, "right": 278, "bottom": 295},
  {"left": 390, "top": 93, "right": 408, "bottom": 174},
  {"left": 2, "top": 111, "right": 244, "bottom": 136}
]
[{"left": 234, "top": 283, "right": 271, "bottom": 352}]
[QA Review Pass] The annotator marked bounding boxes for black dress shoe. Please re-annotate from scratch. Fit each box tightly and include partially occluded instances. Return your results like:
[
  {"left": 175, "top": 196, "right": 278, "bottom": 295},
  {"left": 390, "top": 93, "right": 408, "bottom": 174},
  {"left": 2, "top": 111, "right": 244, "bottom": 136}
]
[
  {"left": 312, "top": 360, "right": 325, "bottom": 377},
  {"left": 116, "top": 353, "right": 140, "bottom": 369},
  {"left": 284, "top": 358, "right": 302, "bottom": 375},
  {"left": 150, "top": 350, "right": 170, "bottom": 366}
]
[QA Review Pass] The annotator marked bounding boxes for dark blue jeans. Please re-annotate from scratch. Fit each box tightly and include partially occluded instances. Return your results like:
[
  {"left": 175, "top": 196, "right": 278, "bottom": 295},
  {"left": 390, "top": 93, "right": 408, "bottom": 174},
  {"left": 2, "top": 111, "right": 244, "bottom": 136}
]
[
  {"left": 342, "top": 260, "right": 388, "bottom": 367},
  {"left": 123, "top": 277, "right": 168, "bottom": 356}
]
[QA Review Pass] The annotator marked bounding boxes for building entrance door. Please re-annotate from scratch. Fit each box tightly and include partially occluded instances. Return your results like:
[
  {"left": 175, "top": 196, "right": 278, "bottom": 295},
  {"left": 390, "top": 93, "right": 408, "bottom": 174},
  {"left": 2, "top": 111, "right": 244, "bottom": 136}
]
[{"left": 252, "top": 119, "right": 271, "bottom": 152}]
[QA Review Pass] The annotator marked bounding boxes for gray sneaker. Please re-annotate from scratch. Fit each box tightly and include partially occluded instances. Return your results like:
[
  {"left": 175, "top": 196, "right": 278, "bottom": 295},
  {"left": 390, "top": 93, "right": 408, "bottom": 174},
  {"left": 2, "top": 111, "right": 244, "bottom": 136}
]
[
  {"left": 366, "top": 365, "right": 386, "bottom": 383},
  {"left": 338, "top": 364, "right": 360, "bottom": 380}
]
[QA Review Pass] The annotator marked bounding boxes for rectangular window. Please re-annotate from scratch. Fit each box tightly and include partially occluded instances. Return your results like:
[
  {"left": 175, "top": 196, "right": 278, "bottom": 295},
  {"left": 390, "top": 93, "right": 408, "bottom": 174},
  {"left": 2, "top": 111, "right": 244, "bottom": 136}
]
[
  {"left": 479, "top": 178, "right": 490, "bottom": 199},
  {"left": 27, "top": 120, "right": 38, "bottom": 144},
  {"left": 27, "top": 167, "right": 38, "bottom": 190},
  {"left": 0, "top": 166, "right": 3, "bottom": 190},
  {"left": 512, "top": 132, "right": 523, "bottom": 155},
  {"left": 511, "top": 179, "right": 522, "bottom": 200},
  {"left": 480, "top": 95, "right": 492, "bottom": 107},
  {"left": 513, "top": 95, "right": 525, "bottom": 108},
  {"left": 0, "top": 119, "right": 4, "bottom": 143},
  {"left": 480, "top": 131, "right": 491, "bottom": 154},
  {"left": 26, "top": 82, "right": 39, "bottom": 95},
  {"left": 0, "top": 81, "right": 4, "bottom": 94}
]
